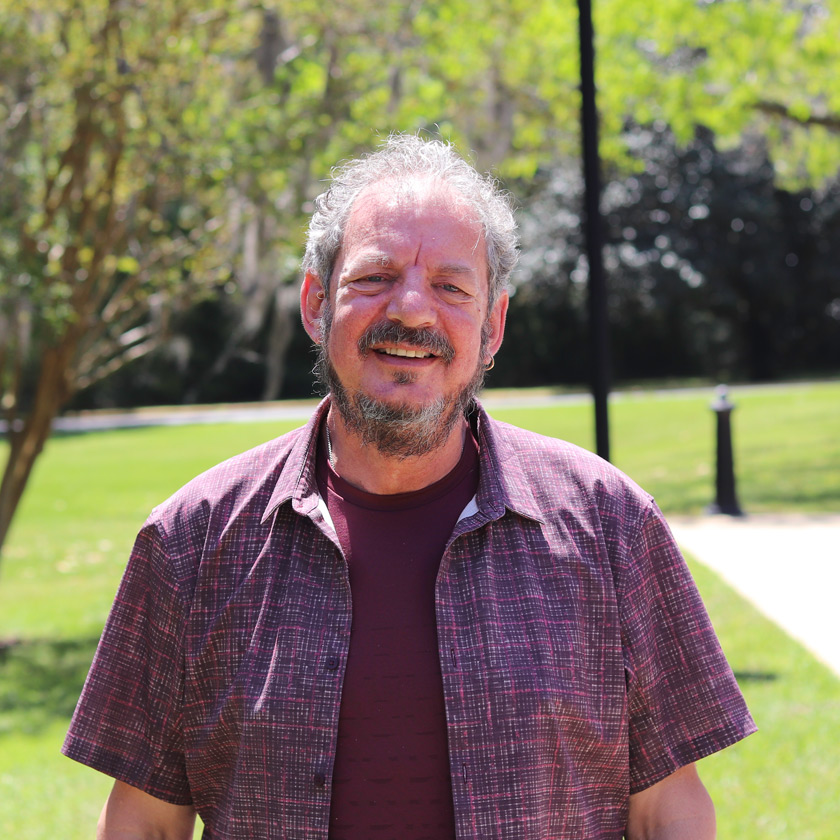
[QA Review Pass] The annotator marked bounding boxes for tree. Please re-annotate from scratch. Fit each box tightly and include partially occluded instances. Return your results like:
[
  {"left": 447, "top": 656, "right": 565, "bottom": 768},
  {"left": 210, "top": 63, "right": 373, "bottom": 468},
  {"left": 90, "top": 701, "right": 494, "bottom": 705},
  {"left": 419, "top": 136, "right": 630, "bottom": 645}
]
[
  {"left": 0, "top": 1, "right": 307, "bottom": 556},
  {"left": 591, "top": 0, "right": 840, "bottom": 187},
  {"left": 505, "top": 125, "right": 840, "bottom": 386},
  {"left": 0, "top": 2, "right": 211, "bottom": 553}
]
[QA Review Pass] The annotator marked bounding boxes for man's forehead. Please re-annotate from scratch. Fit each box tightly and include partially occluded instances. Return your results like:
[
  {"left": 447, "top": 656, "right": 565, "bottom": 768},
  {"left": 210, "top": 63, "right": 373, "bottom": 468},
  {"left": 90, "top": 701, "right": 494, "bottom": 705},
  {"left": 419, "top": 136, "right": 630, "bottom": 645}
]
[
  {"left": 340, "top": 198, "right": 487, "bottom": 276},
  {"left": 331, "top": 176, "right": 490, "bottom": 291},
  {"left": 349, "top": 176, "right": 481, "bottom": 227}
]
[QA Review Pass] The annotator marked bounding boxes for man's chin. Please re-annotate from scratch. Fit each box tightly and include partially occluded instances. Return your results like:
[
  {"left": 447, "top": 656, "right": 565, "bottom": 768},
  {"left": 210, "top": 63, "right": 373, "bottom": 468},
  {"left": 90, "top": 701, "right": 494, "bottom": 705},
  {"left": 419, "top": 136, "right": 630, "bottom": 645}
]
[
  {"left": 321, "top": 353, "right": 485, "bottom": 459},
  {"left": 355, "top": 388, "right": 439, "bottom": 418},
  {"left": 338, "top": 391, "right": 457, "bottom": 458}
]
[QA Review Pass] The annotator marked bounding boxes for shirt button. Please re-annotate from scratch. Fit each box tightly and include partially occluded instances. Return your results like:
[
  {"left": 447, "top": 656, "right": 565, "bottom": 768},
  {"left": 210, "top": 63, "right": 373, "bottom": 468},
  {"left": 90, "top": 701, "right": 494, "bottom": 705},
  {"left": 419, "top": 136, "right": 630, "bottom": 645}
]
[
  {"left": 314, "top": 772, "right": 327, "bottom": 789},
  {"left": 325, "top": 655, "right": 339, "bottom": 671}
]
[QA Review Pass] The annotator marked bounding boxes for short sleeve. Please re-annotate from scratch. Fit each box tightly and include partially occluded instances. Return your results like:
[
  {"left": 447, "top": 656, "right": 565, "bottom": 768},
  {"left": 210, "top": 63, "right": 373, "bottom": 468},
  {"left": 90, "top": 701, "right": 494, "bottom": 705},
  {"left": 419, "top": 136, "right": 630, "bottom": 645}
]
[
  {"left": 618, "top": 503, "right": 757, "bottom": 793},
  {"left": 62, "top": 519, "right": 193, "bottom": 804}
]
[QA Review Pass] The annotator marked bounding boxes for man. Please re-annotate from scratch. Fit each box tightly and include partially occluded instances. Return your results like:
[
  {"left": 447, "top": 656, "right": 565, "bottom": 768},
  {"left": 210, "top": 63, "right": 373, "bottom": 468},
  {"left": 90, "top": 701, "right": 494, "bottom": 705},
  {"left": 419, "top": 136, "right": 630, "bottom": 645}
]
[{"left": 64, "top": 135, "right": 755, "bottom": 840}]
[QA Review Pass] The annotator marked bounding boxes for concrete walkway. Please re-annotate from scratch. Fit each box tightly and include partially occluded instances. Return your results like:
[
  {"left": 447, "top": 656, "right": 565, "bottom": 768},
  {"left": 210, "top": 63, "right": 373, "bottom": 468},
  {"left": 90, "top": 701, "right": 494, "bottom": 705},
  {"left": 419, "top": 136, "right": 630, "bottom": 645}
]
[{"left": 669, "top": 514, "right": 840, "bottom": 678}]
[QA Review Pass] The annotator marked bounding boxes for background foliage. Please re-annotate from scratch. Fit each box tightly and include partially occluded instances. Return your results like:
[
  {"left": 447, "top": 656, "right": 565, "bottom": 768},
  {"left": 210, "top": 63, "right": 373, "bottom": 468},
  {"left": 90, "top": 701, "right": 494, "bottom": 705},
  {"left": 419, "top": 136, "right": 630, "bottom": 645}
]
[
  {"left": 503, "top": 126, "right": 840, "bottom": 388},
  {"left": 2, "top": 0, "right": 840, "bottom": 554}
]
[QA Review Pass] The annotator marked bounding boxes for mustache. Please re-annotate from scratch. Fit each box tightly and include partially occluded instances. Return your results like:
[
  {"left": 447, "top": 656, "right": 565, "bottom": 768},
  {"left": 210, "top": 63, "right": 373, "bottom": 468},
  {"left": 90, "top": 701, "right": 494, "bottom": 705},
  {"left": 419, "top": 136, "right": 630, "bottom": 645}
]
[{"left": 357, "top": 321, "right": 456, "bottom": 364}]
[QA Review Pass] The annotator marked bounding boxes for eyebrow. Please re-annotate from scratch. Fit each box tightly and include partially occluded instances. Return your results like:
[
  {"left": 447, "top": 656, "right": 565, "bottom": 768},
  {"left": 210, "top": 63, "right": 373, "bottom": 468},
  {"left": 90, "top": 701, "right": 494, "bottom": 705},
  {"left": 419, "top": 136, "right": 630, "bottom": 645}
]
[
  {"left": 435, "top": 263, "right": 478, "bottom": 276},
  {"left": 339, "top": 254, "right": 391, "bottom": 274}
]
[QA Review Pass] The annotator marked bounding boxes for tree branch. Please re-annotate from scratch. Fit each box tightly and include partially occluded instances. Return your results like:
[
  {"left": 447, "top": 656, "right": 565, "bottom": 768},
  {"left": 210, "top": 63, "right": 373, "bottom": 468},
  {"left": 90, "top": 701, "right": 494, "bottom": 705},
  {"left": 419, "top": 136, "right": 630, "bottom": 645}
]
[
  {"left": 73, "top": 335, "right": 165, "bottom": 393},
  {"left": 755, "top": 99, "right": 840, "bottom": 133},
  {"left": 73, "top": 299, "right": 162, "bottom": 377}
]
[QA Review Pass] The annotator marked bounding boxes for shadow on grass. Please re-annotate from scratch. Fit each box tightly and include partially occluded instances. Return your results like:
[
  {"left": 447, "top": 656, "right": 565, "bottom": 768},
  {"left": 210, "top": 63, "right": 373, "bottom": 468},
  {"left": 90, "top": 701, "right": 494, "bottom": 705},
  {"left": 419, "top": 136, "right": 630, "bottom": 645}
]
[
  {"left": 733, "top": 670, "right": 779, "bottom": 683},
  {"left": 0, "top": 636, "right": 99, "bottom": 737}
]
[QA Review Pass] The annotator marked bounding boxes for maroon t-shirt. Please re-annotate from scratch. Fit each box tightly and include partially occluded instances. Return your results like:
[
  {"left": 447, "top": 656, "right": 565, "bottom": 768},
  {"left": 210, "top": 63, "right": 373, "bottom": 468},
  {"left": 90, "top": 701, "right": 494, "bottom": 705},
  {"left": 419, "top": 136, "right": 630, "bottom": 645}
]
[{"left": 316, "top": 431, "right": 480, "bottom": 840}]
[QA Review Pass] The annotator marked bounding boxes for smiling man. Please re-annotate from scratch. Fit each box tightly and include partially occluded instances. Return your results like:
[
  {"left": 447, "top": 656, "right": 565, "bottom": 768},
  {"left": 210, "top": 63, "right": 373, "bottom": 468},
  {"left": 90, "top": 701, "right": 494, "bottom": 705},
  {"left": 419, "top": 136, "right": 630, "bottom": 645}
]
[
  {"left": 64, "top": 136, "right": 755, "bottom": 840},
  {"left": 302, "top": 175, "right": 506, "bottom": 491}
]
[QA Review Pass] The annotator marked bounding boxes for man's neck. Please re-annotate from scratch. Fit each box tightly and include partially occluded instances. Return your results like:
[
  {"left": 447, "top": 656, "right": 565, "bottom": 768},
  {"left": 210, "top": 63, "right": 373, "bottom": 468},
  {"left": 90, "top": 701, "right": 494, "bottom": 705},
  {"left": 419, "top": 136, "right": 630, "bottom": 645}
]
[{"left": 324, "top": 407, "right": 470, "bottom": 495}]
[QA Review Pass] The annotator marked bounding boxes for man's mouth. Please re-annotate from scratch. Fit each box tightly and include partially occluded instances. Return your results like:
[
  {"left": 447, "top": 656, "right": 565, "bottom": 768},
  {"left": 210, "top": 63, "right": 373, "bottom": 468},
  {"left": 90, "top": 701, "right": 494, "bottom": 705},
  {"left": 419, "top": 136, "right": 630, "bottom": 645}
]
[
  {"left": 358, "top": 322, "right": 455, "bottom": 364},
  {"left": 375, "top": 347, "right": 435, "bottom": 359}
]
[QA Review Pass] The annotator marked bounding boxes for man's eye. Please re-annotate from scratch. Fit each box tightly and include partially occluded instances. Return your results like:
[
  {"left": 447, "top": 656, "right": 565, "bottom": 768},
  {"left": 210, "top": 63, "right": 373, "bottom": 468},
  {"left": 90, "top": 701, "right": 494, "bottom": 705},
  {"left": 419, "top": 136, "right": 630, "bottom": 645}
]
[
  {"left": 440, "top": 283, "right": 467, "bottom": 296},
  {"left": 348, "top": 275, "right": 388, "bottom": 290}
]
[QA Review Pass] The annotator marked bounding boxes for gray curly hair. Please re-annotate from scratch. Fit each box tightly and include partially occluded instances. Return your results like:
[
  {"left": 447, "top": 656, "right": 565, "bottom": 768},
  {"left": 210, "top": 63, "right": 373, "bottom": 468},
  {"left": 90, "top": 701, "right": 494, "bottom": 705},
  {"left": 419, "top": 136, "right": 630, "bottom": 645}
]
[{"left": 302, "top": 134, "right": 518, "bottom": 308}]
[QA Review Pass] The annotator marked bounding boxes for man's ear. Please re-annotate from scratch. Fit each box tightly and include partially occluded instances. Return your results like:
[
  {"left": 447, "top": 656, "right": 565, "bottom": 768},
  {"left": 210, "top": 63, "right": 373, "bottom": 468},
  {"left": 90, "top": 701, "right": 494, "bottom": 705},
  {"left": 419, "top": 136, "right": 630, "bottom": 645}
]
[
  {"left": 486, "top": 290, "right": 509, "bottom": 359},
  {"left": 301, "top": 271, "right": 327, "bottom": 344}
]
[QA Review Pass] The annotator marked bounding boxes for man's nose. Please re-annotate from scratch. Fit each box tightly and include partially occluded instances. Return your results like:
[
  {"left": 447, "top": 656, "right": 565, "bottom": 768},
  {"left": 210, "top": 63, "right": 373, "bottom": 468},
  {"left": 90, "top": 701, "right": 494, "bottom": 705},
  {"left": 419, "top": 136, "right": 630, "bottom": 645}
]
[{"left": 385, "top": 274, "right": 436, "bottom": 328}]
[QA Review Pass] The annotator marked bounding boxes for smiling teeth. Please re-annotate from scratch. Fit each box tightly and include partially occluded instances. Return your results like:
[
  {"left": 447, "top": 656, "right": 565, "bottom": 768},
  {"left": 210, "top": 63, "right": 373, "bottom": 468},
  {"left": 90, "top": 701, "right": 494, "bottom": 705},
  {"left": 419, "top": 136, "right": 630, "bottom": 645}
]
[{"left": 380, "top": 348, "right": 433, "bottom": 358}]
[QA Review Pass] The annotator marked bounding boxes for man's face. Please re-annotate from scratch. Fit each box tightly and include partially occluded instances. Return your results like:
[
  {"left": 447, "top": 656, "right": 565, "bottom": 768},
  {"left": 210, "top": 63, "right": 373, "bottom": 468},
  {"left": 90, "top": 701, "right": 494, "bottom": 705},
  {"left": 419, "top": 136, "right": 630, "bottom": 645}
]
[{"left": 304, "top": 178, "right": 508, "bottom": 457}]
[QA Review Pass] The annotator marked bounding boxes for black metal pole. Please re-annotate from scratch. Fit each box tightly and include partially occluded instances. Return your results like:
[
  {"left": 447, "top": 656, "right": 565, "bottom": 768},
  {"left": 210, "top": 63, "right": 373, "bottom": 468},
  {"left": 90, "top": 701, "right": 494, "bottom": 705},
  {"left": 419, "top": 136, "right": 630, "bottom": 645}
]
[
  {"left": 708, "top": 385, "right": 744, "bottom": 516},
  {"left": 577, "top": 0, "right": 611, "bottom": 462}
]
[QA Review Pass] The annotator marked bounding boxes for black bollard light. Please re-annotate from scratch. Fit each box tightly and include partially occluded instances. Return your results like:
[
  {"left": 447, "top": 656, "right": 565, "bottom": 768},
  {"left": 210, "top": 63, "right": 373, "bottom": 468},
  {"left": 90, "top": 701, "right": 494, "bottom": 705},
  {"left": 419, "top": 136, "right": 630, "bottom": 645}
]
[{"left": 708, "top": 385, "right": 744, "bottom": 516}]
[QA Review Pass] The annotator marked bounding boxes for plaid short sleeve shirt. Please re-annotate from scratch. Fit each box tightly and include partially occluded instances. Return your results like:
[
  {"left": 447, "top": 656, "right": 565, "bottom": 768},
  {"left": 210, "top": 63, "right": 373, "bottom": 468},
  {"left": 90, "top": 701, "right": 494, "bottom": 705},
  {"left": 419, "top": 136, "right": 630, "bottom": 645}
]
[{"left": 63, "top": 399, "right": 755, "bottom": 839}]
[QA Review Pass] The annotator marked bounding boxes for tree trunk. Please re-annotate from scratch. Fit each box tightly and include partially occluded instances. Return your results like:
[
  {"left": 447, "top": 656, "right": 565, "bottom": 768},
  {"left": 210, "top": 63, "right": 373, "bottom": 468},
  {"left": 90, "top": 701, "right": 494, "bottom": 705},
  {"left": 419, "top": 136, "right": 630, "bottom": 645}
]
[
  {"left": 0, "top": 348, "right": 71, "bottom": 562},
  {"left": 262, "top": 283, "right": 298, "bottom": 401}
]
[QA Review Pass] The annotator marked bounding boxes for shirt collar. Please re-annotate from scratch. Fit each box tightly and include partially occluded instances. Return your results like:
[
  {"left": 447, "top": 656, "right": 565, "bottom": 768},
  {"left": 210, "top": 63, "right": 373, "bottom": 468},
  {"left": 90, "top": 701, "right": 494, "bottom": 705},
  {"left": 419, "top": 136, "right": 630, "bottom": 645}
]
[
  {"left": 260, "top": 396, "right": 546, "bottom": 526},
  {"left": 471, "top": 402, "right": 546, "bottom": 525},
  {"left": 260, "top": 397, "right": 330, "bottom": 524}
]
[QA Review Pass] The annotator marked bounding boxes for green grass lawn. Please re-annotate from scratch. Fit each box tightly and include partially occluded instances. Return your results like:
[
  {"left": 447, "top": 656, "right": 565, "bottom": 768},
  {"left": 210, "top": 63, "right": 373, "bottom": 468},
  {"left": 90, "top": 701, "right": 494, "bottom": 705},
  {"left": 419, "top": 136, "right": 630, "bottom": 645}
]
[{"left": 0, "top": 381, "right": 838, "bottom": 838}]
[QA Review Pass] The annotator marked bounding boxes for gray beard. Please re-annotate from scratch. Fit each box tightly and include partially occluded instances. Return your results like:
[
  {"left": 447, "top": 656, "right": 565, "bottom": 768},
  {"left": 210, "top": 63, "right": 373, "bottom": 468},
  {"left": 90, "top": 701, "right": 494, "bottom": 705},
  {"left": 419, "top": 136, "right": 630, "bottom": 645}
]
[{"left": 314, "top": 309, "right": 489, "bottom": 459}]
